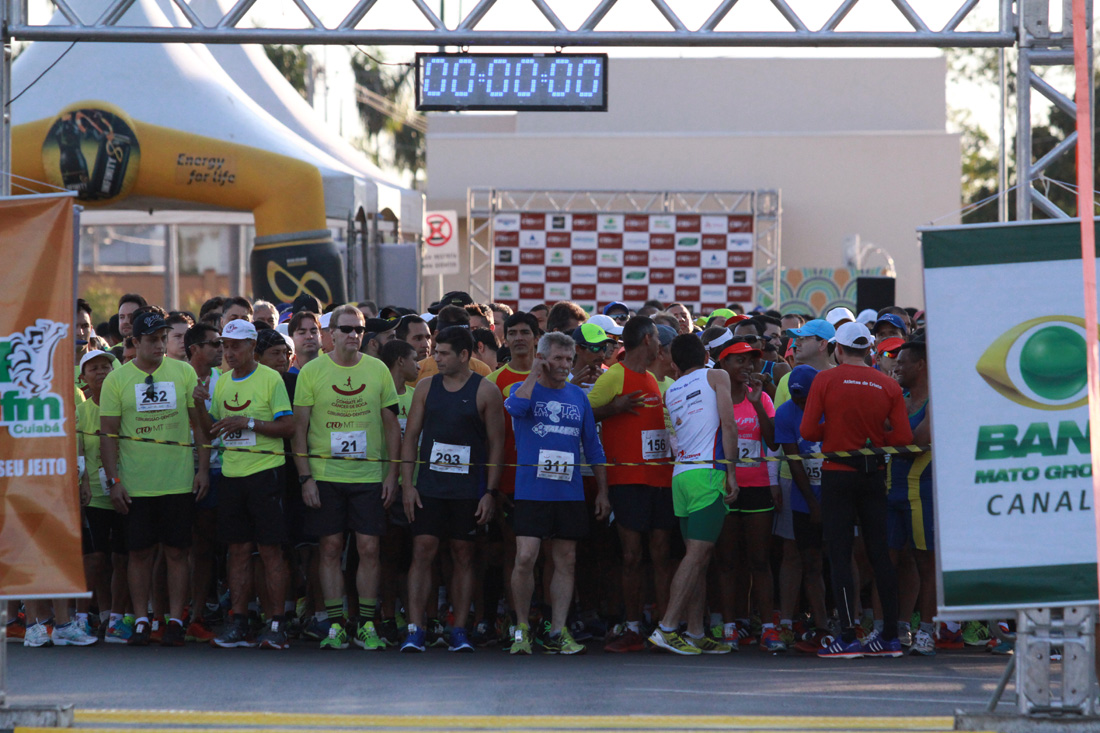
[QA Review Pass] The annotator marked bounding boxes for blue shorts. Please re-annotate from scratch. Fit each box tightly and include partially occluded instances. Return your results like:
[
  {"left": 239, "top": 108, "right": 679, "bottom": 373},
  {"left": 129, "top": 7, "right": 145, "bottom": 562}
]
[{"left": 886, "top": 495, "right": 934, "bottom": 552}]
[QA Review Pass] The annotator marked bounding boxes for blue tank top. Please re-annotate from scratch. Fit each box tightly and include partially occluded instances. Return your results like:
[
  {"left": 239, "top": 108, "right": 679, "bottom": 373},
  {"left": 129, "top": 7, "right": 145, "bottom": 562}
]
[
  {"left": 888, "top": 399, "right": 930, "bottom": 502},
  {"left": 415, "top": 373, "right": 487, "bottom": 499}
]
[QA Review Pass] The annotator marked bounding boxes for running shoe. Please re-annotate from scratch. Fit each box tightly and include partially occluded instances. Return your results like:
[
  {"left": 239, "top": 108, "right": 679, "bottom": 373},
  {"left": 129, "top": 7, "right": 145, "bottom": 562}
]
[
  {"left": 448, "top": 626, "right": 474, "bottom": 653},
  {"left": 320, "top": 622, "right": 349, "bottom": 650},
  {"left": 582, "top": 616, "right": 609, "bottom": 641},
  {"left": 736, "top": 621, "right": 758, "bottom": 647},
  {"left": 284, "top": 614, "right": 302, "bottom": 640},
  {"left": 401, "top": 624, "right": 426, "bottom": 653},
  {"left": 471, "top": 619, "right": 497, "bottom": 647},
  {"left": 778, "top": 624, "right": 796, "bottom": 648},
  {"left": 301, "top": 616, "right": 329, "bottom": 641},
  {"left": 354, "top": 620, "right": 386, "bottom": 651},
  {"left": 861, "top": 631, "right": 903, "bottom": 658},
  {"left": 508, "top": 624, "right": 532, "bottom": 655},
  {"left": 105, "top": 616, "right": 134, "bottom": 644},
  {"left": 212, "top": 620, "right": 256, "bottom": 648},
  {"left": 127, "top": 620, "right": 152, "bottom": 647},
  {"left": 910, "top": 629, "right": 936, "bottom": 656},
  {"left": 6, "top": 617, "right": 25, "bottom": 644},
  {"left": 897, "top": 623, "right": 912, "bottom": 648},
  {"left": 160, "top": 620, "right": 186, "bottom": 647},
  {"left": 817, "top": 636, "right": 863, "bottom": 659},
  {"left": 556, "top": 627, "right": 586, "bottom": 655},
  {"left": 377, "top": 618, "right": 399, "bottom": 647},
  {"left": 759, "top": 626, "right": 787, "bottom": 653},
  {"left": 687, "top": 634, "right": 732, "bottom": 654},
  {"left": 962, "top": 621, "right": 991, "bottom": 647},
  {"left": 989, "top": 639, "right": 1015, "bottom": 655},
  {"left": 716, "top": 623, "right": 732, "bottom": 642},
  {"left": 24, "top": 622, "right": 52, "bottom": 648},
  {"left": 604, "top": 628, "right": 645, "bottom": 653},
  {"left": 937, "top": 623, "right": 965, "bottom": 650},
  {"left": 52, "top": 620, "right": 97, "bottom": 646},
  {"left": 794, "top": 629, "right": 832, "bottom": 655},
  {"left": 185, "top": 618, "right": 216, "bottom": 643},
  {"left": 569, "top": 618, "right": 594, "bottom": 643},
  {"left": 149, "top": 618, "right": 163, "bottom": 644},
  {"left": 258, "top": 620, "right": 289, "bottom": 650},
  {"left": 427, "top": 617, "right": 448, "bottom": 648},
  {"left": 647, "top": 627, "right": 701, "bottom": 655}
]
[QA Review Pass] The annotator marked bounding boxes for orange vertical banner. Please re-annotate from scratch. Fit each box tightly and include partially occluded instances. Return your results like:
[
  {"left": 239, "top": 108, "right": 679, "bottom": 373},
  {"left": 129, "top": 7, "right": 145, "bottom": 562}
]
[{"left": 0, "top": 194, "right": 84, "bottom": 598}]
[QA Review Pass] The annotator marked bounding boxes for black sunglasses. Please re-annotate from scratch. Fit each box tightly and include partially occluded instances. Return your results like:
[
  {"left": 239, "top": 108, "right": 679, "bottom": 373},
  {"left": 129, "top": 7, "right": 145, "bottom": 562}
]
[
  {"left": 336, "top": 325, "right": 367, "bottom": 335},
  {"left": 198, "top": 339, "right": 222, "bottom": 348},
  {"left": 579, "top": 343, "right": 607, "bottom": 354}
]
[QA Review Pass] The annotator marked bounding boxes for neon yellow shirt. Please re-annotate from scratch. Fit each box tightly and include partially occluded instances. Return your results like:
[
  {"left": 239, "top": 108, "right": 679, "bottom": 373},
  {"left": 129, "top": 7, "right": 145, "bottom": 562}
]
[
  {"left": 295, "top": 353, "right": 398, "bottom": 483},
  {"left": 773, "top": 371, "right": 792, "bottom": 480},
  {"left": 99, "top": 358, "right": 197, "bottom": 496},
  {"left": 77, "top": 398, "right": 113, "bottom": 511},
  {"left": 211, "top": 364, "right": 292, "bottom": 478}
]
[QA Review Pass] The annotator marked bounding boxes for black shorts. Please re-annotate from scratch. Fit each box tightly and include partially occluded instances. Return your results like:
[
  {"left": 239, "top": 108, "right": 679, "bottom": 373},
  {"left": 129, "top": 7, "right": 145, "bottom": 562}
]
[
  {"left": 513, "top": 500, "right": 589, "bottom": 541},
  {"left": 284, "top": 473, "right": 316, "bottom": 548},
  {"left": 729, "top": 484, "right": 775, "bottom": 514},
  {"left": 410, "top": 495, "right": 482, "bottom": 541},
  {"left": 305, "top": 481, "right": 386, "bottom": 538},
  {"left": 791, "top": 510, "right": 823, "bottom": 551},
  {"left": 85, "top": 506, "right": 128, "bottom": 555},
  {"left": 609, "top": 484, "right": 677, "bottom": 533},
  {"left": 127, "top": 493, "right": 194, "bottom": 552},
  {"left": 218, "top": 467, "right": 288, "bottom": 546}
]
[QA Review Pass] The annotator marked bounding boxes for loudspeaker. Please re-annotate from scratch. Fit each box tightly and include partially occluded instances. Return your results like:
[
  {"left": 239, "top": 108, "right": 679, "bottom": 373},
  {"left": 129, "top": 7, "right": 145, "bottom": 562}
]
[{"left": 856, "top": 277, "right": 895, "bottom": 314}]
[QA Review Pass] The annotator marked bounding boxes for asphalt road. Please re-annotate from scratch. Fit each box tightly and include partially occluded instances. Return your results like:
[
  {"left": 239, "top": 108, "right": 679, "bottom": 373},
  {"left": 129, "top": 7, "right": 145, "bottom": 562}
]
[{"left": 4, "top": 642, "right": 1013, "bottom": 718}]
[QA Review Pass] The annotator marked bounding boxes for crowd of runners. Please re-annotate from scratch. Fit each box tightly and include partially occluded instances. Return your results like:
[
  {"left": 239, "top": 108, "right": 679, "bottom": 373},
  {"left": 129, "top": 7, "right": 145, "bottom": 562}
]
[{"left": 10, "top": 290, "right": 1006, "bottom": 659}]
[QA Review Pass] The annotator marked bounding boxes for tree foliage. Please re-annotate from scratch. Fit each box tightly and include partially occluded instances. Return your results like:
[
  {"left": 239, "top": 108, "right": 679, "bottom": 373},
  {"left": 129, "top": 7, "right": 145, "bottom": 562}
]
[{"left": 264, "top": 45, "right": 310, "bottom": 100}]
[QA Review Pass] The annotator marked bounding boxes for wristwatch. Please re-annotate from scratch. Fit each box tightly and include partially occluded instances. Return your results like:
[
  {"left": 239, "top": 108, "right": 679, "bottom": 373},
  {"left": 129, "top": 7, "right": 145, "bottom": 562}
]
[
  {"left": 247, "top": 417, "right": 256, "bottom": 431},
  {"left": 298, "top": 474, "right": 313, "bottom": 486},
  {"left": 105, "top": 477, "right": 120, "bottom": 490}
]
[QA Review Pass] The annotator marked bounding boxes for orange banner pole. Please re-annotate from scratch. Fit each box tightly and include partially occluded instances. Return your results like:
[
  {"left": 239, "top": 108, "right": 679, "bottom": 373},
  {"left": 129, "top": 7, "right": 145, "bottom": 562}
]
[{"left": 1072, "top": 0, "right": 1100, "bottom": 602}]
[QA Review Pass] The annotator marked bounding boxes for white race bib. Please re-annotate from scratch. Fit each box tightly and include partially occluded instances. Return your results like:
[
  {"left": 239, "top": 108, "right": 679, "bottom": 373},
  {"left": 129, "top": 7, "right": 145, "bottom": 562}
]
[
  {"left": 330, "top": 430, "right": 366, "bottom": 459},
  {"left": 76, "top": 456, "right": 86, "bottom": 480},
  {"left": 430, "top": 442, "right": 470, "bottom": 474},
  {"left": 537, "top": 449, "right": 574, "bottom": 482},
  {"left": 641, "top": 429, "right": 671, "bottom": 460},
  {"left": 398, "top": 417, "right": 408, "bottom": 437},
  {"left": 737, "top": 438, "right": 762, "bottom": 466},
  {"left": 134, "top": 381, "right": 177, "bottom": 412},
  {"left": 804, "top": 458, "right": 823, "bottom": 483},
  {"left": 98, "top": 467, "right": 109, "bottom": 494},
  {"left": 222, "top": 428, "right": 257, "bottom": 448}
]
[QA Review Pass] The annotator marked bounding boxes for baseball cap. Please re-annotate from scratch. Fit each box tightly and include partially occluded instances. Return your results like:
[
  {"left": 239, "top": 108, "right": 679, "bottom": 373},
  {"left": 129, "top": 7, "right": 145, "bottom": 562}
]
[
  {"left": 834, "top": 321, "right": 874, "bottom": 348},
  {"left": 588, "top": 314, "right": 623, "bottom": 336},
  {"left": 131, "top": 311, "right": 170, "bottom": 339},
  {"left": 787, "top": 365, "right": 819, "bottom": 397},
  {"left": 876, "top": 336, "right": 906, "bottom": 356},
  {"left": 873, "top": 313, "right": 908, "bottom": 334},
  {"left": 79, "top": 349, "right": 114, "bottom": 372},
  {"left": 222, "top": 319, "right": 258, "bottom": 341},
  {"left": 428, "top": 291, "right": 475, "bottom": 315},
  {"left": 786, "top": 319, "right": 835, "bottom": 341},
  {"left": 856, "top": 308, "right": 878, "bottom": 325},
  {"left": 256, "top": 328, "right": 287, "bottom": 354},
  {"left": 717, "top": 340, "right": 761, "bottom": 362},
  {"left": 572, "top": 323, "right": 614, "bottom": 347},
  {"left": 824, "top": 307, "right": 856, "bottom": 327},
  {"left": 292, "top": 293, "right": 323, "bottom": 315},
  {"left": 603, "top": 301, "right": 629, "bottom": 316},
  {"left": 363, "top": 316, "right": 399, "bottom": 341},
  {"left": 320, "top": 312, "right": 332, "bottom": 329},
  {"left": 654, "top": 324, "right": 677, "bottom": 347},
  {"left": 710, "top": 308, "right": 735, "bottom": 321}
]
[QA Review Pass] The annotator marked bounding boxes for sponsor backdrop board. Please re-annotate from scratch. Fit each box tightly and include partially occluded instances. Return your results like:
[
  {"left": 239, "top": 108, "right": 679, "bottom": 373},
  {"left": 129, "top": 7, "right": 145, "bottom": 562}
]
[
  {"left": 922, "top": 220, "right": 1100, "bottom": 613},
  {"left": 491, "top": 212, "right": 755, "bottom": 313},
  {"left": 0, "top": 194, "right": 84, "bottom": 597}
]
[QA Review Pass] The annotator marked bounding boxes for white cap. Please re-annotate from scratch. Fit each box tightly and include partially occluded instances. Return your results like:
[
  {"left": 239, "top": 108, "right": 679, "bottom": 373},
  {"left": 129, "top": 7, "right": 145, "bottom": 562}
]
[
  {"left": 222, "top": 319, "right": 258, "bottom": 341},
  {"left": 276, "top": 323, "right": 289, "bottom": 336},
  {"left": 856, "top": 308, "right": 878, "bottom": 325},
  {"left": 282, "top": 332, "right": 296, "bottom": 352},
  {"left": 825, "top": 307, "right": 856, "bottom": 327},
  {"left": 834, "top": 321, "right": 874, "bottom": 348},
  {"left": 588, "top": 314, "right": 623, "bottom": 336},
  {"left": 320, "top": 312, "right": 332, "bottom": 329},
  {"left": 79, "top": 349, "right": 113, "bottom": 371},
  {"left": 420, "top": 312, "right": 435, "bottom": 323}
]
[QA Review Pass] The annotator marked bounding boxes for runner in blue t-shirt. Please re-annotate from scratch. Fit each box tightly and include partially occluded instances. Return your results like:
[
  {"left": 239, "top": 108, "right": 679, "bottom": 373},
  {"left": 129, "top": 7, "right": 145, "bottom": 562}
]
[
  {"left": 504, "top": 331, "right": 610, "bottom": 655},
  {"left": 773, "top": 365, "right": 829, "bottom": 650}
]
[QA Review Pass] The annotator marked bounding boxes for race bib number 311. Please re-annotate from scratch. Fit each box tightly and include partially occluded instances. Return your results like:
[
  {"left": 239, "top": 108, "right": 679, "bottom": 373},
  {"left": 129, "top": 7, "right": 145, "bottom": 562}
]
[{"left": 537, "top": 449, "right": 574, "bottom": 482}]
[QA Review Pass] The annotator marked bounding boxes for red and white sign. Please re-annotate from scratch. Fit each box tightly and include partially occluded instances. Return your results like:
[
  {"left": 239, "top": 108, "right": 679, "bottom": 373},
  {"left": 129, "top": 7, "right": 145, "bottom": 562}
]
[
  {"left": 423, "top": 210, "right": 459, "bottom": 276},
  {"left": 492, "top": 212, "right": 755, "bottom": 312}
]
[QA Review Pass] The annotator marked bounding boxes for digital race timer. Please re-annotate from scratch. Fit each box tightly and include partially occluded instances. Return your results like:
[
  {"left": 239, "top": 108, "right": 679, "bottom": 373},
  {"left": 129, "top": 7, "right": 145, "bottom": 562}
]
[{"left": 415, "top": 53, "right": 608, "bottom": 112}]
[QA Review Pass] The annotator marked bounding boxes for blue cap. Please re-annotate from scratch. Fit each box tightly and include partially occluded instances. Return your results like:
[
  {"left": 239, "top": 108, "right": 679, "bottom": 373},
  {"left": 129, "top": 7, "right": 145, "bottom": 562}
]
[
  {"left": 788, "top": 365, "right": 820, "bottom": 397},
  {"left": 786, "top": 319, "right": 835, "bottom": 341},
  {"left": 873, "top": 313, "right": 907, "bottom": 334},
  {"left": 654, "top": 324, "right": 677, "bottom": 346},
  {"left": 603, "top": 301, "right": 629, "bottom": 315}
]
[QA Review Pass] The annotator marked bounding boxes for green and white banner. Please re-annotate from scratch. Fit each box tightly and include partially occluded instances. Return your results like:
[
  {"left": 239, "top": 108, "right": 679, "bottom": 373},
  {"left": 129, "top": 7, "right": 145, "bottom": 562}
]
[{"left": 922, "top": 219, "right": 1099, "bottom": 613}]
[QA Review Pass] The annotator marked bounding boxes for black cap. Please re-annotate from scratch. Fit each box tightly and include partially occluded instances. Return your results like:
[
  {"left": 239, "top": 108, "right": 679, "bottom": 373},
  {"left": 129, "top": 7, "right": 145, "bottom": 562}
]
[
  {"left": 292, "top": 293, "right": 323, "bottom": 315},
  {"left": 131, "top": 312, "right": 170, "bottom": 338},
  {"left": 428, "top": 291, "right": 474, "bottom": 315},
  {"left": 363, "top": 317, "right": 400, "bottom": 341},
  {"left": 255, "top": 328, "right": 287, "bottom": 355}
]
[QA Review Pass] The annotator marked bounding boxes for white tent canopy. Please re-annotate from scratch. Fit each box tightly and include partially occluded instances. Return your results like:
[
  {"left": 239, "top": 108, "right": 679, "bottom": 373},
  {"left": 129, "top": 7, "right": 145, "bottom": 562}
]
[{"left": 11, "top": 0, "right": 422, "bottom": 234}]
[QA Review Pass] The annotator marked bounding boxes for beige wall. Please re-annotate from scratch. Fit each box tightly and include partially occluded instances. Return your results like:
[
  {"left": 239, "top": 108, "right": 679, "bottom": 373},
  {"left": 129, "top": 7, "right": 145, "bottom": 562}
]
[{"left": 425, "top": 56, "right": 961, "bottom": 309}]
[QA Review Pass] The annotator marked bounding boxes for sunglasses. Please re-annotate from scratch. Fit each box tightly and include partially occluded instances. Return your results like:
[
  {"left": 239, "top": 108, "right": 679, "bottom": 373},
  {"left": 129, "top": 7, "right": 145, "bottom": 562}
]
[
  {"left": 198, "top": 340, "right": 222, "bottom": 348},
  {"left": 610, "top": 314, "right": 629, "bottom": 322},
  {"left": 143, "top": 373, "right": 156, "bottom": 402},
  {"left": 336, "top": 325, "right": 367, "bottom": 335},
  {"left": 580, "top": 343, "right": 608, "bottom": 354}
]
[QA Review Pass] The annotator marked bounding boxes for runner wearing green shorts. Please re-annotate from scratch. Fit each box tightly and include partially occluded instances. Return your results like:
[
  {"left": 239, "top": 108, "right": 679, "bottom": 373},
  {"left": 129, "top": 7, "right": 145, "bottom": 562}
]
[{"left": 647, "top": 335, "right": 738, "bottom": 656}]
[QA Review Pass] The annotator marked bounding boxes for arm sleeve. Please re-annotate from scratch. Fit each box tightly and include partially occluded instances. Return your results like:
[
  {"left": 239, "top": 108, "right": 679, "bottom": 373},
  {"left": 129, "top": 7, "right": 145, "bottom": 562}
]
[
  {"left": 800, "top": 380, "right": 825, "bottom": 442},
  {"left": 586, "top": 366, "right": 620, "bottom": 409},
  {"left": 884, "top": 387, "right": 915, "bottom": 447},
  {"left": 505, "top": 393, "right": 532, "bottom": 419}
]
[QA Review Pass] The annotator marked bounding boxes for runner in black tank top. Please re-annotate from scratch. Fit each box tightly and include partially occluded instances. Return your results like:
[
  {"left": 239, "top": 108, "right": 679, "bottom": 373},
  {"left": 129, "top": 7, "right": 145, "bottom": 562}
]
[{"left": 415, "top": 373, "right": 487, "bottom": 499}]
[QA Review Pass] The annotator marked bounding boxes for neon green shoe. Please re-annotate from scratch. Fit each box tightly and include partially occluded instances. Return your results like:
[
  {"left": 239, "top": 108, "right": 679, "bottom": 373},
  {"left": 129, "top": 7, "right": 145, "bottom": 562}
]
[
  {"left": 647, "top": 627, "right": 701, "bottom": 655},
  {"left": 320, "top": 622, "right": 349, "bottom": 650},
  {"left": 555, "top": 626, "right": 586, "bottom": 655},
  {"left": 509, "top": 623, "right": 532, "bottom": 655},
  {"left": 689, "top": 634, "right": 732, "bottom": 654},
  {"left": 961, "top": 621, "right": 991, "bottom": 647},
  {"left": 354, "top": 620, "right": 386, "bottom": 651}
]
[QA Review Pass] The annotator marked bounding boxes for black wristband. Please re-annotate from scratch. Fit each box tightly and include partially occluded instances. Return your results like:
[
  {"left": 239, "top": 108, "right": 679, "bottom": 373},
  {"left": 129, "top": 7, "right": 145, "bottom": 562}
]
[{"left": 298, "top": 475, "right": 313, "bottom": 486}]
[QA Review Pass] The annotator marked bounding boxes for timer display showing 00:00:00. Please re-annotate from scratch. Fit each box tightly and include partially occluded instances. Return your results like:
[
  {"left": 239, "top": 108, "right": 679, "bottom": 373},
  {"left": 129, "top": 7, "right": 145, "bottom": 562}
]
[{"left": 421, "top": 57, "right": 603, "bottom": 99}]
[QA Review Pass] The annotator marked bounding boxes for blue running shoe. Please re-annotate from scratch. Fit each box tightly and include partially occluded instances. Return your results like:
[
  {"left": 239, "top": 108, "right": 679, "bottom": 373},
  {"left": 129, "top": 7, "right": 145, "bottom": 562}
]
[
  {"left": 448, "top": 626, "right": 474, "bottom": 653},
  {"left": 817, "top": 636, "right": 863, "bottom": 659},
  {"left": 401, "top": 624, "right": 426, "bottom": 653},
  {"left": 861, "top": 632, "right": 903, "bottom": 658}
]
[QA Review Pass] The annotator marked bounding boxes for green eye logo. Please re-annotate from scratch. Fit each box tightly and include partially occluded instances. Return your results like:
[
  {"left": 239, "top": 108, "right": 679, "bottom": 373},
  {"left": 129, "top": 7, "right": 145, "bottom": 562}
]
[{"left": 976, "top": 315, "right": 1089, "bottom": 411}]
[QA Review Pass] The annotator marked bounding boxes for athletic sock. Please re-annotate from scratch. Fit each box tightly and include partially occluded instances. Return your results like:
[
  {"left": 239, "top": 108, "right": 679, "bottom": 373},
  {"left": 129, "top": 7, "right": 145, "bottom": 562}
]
[
  {"left": 324, "top": 599, "right": 344, "bottom": 625},
  {"left": 873, "top": 619, "right": 884, "bottom": 634},
  {"left": 358, "top": 598, "right": 377, "bottom": 624},
  {"left": 135, "top": 616, "right": 149, "bottom": 626},
  {"left": 659, "top": 623, "right": 677, "bottom": 633},
  {"left": 169, "top": 617, "right": 182, "bottom": 626},
  {"left": 920, "top": 621, "right": 935, "bottom": 634},
  {"left": 626, "top": 620, "right": 641, "bottom": 633}
]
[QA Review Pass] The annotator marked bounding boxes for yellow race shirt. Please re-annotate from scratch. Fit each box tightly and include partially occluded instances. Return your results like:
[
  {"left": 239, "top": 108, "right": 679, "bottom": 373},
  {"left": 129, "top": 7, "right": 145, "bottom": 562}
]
[
  {"left": 99, "top": 358, "right": 197, "bottom": 496},
  {"left": 77, "top": 398, "right": 113, "bottom": 511},
  {"left": 295, "top": 353, "right": 398, "bottom": 483},
  {"left": 211, "top": 365, "right": 292, "bottom": 478}
]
